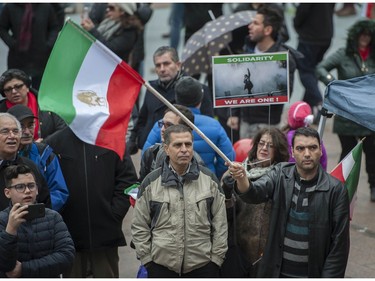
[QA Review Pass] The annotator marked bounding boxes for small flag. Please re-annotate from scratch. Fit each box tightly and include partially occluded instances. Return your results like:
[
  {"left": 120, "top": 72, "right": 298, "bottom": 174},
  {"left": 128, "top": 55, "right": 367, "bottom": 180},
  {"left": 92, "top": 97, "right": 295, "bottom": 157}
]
[
  {"left": 38, "top": 20, "right": 144, "bottom": 159},
  {"left": 330, "top": 141, "right": 363, "bottom": 219},
  {"left": 124, "top": 183, "right": 140, "bottom": 207}
]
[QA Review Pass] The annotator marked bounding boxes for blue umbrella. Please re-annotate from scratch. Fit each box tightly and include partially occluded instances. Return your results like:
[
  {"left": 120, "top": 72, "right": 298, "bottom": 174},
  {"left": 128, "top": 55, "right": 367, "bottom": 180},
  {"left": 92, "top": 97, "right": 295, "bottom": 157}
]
[{"left": 322, "top": 74, "right": 375, "bottom": 132}]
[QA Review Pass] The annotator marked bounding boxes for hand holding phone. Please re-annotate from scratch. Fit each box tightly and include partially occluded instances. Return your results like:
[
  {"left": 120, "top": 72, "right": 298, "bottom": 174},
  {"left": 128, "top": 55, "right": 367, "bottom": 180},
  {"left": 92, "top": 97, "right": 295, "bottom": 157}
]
[{"left": 24, "top": 203, "right": 45, "bottom": 221}]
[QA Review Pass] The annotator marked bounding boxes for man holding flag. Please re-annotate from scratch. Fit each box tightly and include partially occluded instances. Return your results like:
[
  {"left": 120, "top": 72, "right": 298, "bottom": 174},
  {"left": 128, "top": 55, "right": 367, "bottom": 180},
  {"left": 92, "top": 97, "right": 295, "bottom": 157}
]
[
  {"left": 37, "top": 19, "right": 141, "bottom": 277},
  {"left": 228, "top": 127, "right": 350, "bottom": 277}
]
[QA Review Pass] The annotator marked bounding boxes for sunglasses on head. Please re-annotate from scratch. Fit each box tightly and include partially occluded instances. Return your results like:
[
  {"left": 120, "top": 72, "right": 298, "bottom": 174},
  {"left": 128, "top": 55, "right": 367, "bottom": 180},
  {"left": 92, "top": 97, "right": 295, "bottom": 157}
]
[{"left": 158, "top": 120, "right": 174, "bottom": 129}]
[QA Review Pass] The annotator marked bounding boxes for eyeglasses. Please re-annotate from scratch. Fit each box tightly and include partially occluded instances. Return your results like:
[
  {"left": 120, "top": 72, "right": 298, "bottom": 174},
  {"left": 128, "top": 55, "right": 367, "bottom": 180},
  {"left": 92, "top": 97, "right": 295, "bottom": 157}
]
[
  {"left": 0, "top": 128, "right": 20, "bottom": 136},
  {"left": 158, "top": 120, "right": 174, "bottom": 129},
  {"left": 3, "top": 83, "right": 25, "bottom": 95},
  {"left": 258, "top": 140, "right": 274, "bottom": 149},
  {"left": 21, "top": 123, "right": 35, "bottom": 132},
  {"left": 7, "top": 182, "right": 37, "bottom": 193}
]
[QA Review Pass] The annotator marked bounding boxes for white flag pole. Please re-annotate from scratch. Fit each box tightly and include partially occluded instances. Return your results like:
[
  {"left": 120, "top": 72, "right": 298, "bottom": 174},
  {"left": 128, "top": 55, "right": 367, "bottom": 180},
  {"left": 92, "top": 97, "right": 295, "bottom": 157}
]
[{"left": 143, "top": 81, "right": 234, "bottom": 166}]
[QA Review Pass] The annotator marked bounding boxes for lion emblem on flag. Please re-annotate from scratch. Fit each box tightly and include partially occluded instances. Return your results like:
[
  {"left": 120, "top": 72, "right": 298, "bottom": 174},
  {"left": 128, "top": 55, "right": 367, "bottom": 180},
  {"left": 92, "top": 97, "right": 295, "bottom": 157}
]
[{"left": 76, "top": 90, "right": 107, "bottom": 107}]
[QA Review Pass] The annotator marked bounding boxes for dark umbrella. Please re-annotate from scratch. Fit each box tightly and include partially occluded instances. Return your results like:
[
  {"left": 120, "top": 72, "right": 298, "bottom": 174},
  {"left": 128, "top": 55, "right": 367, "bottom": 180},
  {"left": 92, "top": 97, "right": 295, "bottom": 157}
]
[
  {"left": 319, "top": 73, "right": 375, "bottom": 137},
  {"left": 181, "top": 10, "right": 255, "bottom": 76}
]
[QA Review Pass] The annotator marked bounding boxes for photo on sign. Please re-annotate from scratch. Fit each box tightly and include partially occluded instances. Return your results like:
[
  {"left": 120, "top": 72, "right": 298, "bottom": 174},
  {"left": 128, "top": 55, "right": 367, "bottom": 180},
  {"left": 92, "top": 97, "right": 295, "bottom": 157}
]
[{"left": 212, "top": 52, "right": 290, "bottom": 108}]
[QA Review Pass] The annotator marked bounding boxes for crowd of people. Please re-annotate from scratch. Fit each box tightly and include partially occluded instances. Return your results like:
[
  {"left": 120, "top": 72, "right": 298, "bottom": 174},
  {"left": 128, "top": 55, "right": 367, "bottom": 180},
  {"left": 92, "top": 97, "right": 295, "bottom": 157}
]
[{"left": 0, "top": 2, "right": 372, "bottom": 278}]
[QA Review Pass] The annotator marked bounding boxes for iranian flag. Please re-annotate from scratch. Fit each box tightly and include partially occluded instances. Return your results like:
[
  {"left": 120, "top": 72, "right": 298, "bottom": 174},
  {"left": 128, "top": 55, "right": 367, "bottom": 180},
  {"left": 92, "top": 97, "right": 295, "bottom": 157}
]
[
  {"left": 330, "top": 141, "right": 363, "bottom": 219},
  {"left": 38, "top": 20, "right": 144, "bottom": 159}
]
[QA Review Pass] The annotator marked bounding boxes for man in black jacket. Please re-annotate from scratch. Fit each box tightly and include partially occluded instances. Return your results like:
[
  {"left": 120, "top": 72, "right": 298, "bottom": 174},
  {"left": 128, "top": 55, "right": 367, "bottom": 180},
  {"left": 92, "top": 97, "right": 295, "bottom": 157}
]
[
  {"left": 228, "top": 127, "right": 350, "bottom": 277},
  {"left": 127, "top": 46, "right": 214, "bottom": 154},
  {"left": 46, "top": 127, "right": 138, "bottom": 278},
  {"left": 0, "top": 113, "right": 51, "bottom": 210}
]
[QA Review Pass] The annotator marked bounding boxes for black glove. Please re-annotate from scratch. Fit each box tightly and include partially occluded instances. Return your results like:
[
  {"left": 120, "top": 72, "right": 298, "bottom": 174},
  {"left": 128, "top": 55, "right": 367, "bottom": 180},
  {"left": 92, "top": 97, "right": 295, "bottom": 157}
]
[
  {"left": 222, "top": 175, "right": 235, "bottom": 199},
  {"left": 127, "top": 140, "right": 138, "bottom": 155}
]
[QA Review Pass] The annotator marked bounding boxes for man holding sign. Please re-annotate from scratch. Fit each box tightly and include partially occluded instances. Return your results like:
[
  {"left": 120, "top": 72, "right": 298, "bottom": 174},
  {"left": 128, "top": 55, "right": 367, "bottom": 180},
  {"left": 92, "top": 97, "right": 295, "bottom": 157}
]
[{"left": 227, "top": 5, "right": 297, "bottom": 139}]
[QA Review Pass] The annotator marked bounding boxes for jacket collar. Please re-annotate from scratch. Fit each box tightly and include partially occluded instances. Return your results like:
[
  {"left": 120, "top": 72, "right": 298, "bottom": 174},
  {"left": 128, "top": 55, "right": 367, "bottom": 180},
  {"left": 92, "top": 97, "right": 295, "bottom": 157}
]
[
  {"left": 161, "top": 156, "right": 200, "bottom": 188},
  {"left": 283, "top": 164, "right": 329, "bottom": 191}
]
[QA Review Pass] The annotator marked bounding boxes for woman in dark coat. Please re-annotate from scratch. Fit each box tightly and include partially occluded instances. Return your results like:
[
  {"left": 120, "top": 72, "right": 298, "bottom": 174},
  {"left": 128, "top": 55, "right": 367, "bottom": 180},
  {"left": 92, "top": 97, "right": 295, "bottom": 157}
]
[
  {"left": 81, "top": 3, "right": 138, "bottom": 63},
  {"left": 316, "top": 19, "right": 375, "bottom": 200}
]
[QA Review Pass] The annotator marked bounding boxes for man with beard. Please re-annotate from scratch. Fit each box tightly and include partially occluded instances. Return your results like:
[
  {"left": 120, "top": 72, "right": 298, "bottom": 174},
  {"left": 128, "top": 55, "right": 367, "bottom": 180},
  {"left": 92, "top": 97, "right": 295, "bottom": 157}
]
[
  {"left": 227, "top": 5, "right": 297, "bottom": 139},
  {"left": 228, "top": 127, "right": 350, "bottom": 277}
]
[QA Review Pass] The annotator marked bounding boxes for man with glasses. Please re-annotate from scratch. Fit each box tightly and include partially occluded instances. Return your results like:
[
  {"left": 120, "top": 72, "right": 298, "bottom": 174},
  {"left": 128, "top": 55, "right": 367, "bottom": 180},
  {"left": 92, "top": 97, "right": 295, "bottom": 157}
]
[
  {"left": 0, "top": 68, "right": 66, "bottom": 141},
  {"left": 228, "top": 127, "right": 350, "bottom": 277},
  {"left": 0, "top": 164, "right": 75, "bottom": 277},
  {"left": 139, "top": 104, "right": 204, "bottom": 182},
  {"left": 0, "top": 113, "right": 51, "bottom": 211},
  {"left": 144, "top": 76, "right": 235, "bottom": 180},
  {"left": 7, "top": 104, "right": 68, "bottom": 212}
]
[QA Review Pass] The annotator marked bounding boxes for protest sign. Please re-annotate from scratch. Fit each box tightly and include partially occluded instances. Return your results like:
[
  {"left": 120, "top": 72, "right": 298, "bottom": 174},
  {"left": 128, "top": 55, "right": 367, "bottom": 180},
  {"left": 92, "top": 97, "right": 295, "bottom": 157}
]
[{"left": 212, "top": 52, "right": 290, "bottom": 108}]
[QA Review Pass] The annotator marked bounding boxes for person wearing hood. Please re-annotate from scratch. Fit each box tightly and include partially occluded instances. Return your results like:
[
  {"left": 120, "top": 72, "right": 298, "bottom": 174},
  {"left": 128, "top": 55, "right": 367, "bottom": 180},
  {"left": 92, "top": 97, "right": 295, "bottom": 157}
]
[{"left": 316, "top": 19, "right": 375, "bottom": 201}]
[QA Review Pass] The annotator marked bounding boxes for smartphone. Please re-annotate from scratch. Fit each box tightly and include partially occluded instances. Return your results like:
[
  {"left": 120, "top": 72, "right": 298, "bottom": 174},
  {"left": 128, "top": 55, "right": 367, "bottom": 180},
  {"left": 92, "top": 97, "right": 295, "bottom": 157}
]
[{"left": 24, "top": 203, "right": 45, "bottom": 221}]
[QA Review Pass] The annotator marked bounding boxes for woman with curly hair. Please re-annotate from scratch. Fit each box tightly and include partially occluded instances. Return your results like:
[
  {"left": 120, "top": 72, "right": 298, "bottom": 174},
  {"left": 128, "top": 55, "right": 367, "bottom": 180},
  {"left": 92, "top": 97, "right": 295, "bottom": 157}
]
[
  {"left": 220, "top": 127, "right": 289, "bottom": 277},
  {"left": 316, "top": 19, "right": 375, "bottom": 201}
]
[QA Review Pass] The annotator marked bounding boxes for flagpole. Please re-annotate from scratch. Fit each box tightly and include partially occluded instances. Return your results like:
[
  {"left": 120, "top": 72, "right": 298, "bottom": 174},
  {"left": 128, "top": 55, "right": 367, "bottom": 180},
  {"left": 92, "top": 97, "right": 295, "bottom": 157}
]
[
  {"left": 143, "top": 81, "right": 234, "bottom": 166},
  {"left": 64, "top": 20, "right": 233, "bottom": 165}
]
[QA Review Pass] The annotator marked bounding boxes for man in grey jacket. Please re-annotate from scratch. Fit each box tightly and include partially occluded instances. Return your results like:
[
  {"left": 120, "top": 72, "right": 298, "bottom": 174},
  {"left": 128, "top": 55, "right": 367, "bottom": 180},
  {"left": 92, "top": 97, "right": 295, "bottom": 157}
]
[
  {"left": 227, "top": 127, "right": 350, "bottom": 277},
  {"left": 132, "top": 124, "right": 228, "bottom": 277}
]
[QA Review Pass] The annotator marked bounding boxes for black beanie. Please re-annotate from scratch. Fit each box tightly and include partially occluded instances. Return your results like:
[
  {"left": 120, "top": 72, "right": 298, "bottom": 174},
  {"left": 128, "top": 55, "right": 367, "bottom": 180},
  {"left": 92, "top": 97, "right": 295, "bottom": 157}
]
[{"left": 175, "top": 76, "right": 204, "bottom": 107}]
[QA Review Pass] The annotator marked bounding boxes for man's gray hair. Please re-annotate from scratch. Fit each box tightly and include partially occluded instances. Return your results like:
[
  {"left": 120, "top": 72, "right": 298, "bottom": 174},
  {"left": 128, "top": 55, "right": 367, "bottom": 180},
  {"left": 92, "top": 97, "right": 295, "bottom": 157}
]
[
  {"left": 153, "top": 46, "right": 179, "bottom": 63},
  {"left": 163, "top": 124, "right": 193, "bottom": 145},
  {"left": 0, "top": 112, "right": 22, "bottom": 132}
]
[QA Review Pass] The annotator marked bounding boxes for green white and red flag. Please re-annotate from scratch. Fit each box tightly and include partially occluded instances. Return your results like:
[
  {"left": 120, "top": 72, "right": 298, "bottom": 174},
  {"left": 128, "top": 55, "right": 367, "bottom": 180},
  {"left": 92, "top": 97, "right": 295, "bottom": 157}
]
[
  {"left": 330, "top": 141, "right": 363, "bottom": 219},
  {"left": 38, "top": 20, "right": 144, "bottom": 159}
]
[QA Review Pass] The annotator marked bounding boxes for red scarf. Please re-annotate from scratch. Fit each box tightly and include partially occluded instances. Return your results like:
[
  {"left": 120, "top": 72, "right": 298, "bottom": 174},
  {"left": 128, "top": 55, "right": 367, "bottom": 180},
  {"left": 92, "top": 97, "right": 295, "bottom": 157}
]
[
  {"left": 6, "top": 92, "right": 40, "bottom": 140},
  {"left": 359, "top": 47, "right": 370, "bottom": 61}
]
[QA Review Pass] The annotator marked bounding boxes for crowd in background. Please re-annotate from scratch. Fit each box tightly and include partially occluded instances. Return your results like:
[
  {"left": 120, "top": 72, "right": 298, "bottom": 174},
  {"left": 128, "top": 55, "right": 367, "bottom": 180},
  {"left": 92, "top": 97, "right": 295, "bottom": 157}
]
[{"left": 0, "top": 2, "right": 373, "bottom": 278}]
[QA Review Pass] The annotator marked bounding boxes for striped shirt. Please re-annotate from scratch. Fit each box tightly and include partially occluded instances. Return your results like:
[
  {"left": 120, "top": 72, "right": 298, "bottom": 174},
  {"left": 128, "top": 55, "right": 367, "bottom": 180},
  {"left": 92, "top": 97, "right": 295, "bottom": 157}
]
[{"left": 280, "top": 173, "right": 318, "bottom": 277}]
